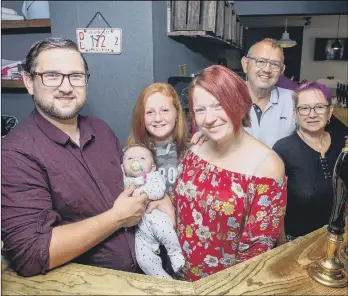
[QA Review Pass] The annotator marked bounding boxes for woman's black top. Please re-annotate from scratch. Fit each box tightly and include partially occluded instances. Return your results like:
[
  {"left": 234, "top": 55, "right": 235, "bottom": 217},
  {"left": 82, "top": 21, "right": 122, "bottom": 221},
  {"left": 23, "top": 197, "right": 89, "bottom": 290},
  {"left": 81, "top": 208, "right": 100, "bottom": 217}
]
[{"left": 273, "top": 131, "right": 347, "bottom": 237}]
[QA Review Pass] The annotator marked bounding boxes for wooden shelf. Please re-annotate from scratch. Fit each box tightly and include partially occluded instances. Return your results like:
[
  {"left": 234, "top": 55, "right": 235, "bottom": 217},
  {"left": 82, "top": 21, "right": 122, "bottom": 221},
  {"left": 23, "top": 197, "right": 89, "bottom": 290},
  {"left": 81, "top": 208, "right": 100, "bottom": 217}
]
[
  {"left": 2, "top": 19, "right": 51, "bottom": 34},
  {"left": 168, "top": 30, "right": 242, "bottom": 49},
  {"left": 1, "top": 80, "right": 26, "bottom": 89},
  {"left": 2, "top": 19, "right": 50, "bottom": 29}
]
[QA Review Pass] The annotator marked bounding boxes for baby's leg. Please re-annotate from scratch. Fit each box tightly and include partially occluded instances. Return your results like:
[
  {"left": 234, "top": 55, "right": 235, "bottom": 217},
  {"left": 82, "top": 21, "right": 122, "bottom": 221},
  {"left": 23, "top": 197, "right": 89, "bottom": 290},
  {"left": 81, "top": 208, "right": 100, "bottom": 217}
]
[
  {"left": 146, "top": 209, "right": 185, "bottom": 273},
  {"left": 135, "top": 219, "right": 172, "bottom": 279}
]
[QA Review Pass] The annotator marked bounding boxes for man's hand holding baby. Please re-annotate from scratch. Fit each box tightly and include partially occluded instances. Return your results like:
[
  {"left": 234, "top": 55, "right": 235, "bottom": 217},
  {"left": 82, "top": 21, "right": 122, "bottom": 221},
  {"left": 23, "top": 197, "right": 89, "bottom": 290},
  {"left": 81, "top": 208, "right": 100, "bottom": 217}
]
[
  {"left": 112, "top": 184, "right": 149, "bottom": 228},
  {"left": 124, "top": 174, "right": 146, "bottom": 196},
  {"left": 133, "top": 186, "right": 145, "bottom": 196}
]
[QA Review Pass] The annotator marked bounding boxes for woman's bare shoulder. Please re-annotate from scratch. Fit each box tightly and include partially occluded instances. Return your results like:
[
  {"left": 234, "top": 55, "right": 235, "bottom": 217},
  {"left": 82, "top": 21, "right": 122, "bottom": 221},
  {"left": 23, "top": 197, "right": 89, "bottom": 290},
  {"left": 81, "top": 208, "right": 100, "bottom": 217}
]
[
  {"left": 248, "top": 136, "right": 285, "bottom": 179},
  {"left": 259, "top": 153, "right": 285, "bottom": 179}
]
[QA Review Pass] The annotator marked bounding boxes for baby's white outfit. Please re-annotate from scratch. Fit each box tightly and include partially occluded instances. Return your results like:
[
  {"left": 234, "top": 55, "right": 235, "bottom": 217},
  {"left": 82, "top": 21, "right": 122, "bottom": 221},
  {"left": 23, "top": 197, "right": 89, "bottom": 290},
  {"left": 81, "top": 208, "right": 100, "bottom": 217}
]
[{"left": 124, "top": 171, "right": 185, "bottom": 279}]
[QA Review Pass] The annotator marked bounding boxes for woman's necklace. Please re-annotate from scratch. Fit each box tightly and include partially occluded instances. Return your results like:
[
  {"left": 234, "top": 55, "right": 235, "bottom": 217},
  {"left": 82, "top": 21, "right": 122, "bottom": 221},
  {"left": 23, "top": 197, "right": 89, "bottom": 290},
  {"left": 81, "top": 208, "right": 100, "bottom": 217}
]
[{"left": 298, "top": 130, "right": 327, "bottom": 156}]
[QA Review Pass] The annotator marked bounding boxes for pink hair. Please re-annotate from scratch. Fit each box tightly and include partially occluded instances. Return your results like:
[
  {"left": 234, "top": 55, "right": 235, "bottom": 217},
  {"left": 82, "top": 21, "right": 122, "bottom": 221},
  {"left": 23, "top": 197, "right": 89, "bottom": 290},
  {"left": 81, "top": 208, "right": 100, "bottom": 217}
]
[
  {"left": 188, "top": 65, "right": 252, "bottom": 132},
  {"left": 294, "top": 81, "right": 332, "bottom": 106}
]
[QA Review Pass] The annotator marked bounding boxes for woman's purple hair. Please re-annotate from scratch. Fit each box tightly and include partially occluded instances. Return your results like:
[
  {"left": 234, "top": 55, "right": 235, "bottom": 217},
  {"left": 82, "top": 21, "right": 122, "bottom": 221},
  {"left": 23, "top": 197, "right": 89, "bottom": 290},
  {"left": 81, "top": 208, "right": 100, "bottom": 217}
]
[{"left": 293, "top": 81, "right": 332, "bottom": 106}]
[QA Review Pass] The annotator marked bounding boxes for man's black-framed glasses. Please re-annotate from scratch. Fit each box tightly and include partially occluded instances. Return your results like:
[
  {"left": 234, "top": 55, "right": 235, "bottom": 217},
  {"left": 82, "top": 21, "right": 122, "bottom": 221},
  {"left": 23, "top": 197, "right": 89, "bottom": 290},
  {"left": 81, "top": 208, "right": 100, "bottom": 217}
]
[
  {"left": 32, "top": 72, "right": 90, "bottom": 87},
  {"left": 296, "top": 104, "right": 331, "bottom": 116},
  {"left": 247, "top": 56, "right": 284, "bottom": 72}
]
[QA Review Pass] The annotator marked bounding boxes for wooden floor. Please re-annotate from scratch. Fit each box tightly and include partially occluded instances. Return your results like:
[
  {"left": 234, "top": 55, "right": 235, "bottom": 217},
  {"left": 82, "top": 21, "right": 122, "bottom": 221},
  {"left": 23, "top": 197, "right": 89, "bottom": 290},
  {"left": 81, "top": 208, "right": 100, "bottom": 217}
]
[{"left": 2, "top": 226, "right": 347, "bottom": 295}]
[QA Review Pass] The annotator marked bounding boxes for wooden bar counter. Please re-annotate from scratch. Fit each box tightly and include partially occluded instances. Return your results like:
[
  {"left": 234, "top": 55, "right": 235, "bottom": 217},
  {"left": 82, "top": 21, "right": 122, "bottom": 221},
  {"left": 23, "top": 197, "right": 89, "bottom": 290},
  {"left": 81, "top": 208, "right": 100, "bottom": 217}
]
[
  {"left": 333, "top": 107, "right": 348, "bottom": 127},
  {"left": 2, "top": 226, "right": 347, "bottom": 295}
]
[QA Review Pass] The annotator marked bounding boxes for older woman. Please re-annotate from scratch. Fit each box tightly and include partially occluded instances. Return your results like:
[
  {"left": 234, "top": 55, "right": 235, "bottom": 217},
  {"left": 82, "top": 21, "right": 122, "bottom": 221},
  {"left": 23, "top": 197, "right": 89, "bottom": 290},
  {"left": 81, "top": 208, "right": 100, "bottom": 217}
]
[
  {"left": 172, "top": 65, "right": 287, "bottom": 281},
  {"left": 273, "top": 82, "right": 347, "bottom": 241}
]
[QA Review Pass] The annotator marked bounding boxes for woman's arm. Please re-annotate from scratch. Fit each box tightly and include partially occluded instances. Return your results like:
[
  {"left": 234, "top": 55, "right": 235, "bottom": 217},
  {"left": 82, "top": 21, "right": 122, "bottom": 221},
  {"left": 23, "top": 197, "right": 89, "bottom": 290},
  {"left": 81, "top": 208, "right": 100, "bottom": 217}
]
[
  {"left": 260, "top": 153, "right": 287, "bottom": 247},
  {"left": 236, "top": 174, "right": 287, "bottom": 263}
]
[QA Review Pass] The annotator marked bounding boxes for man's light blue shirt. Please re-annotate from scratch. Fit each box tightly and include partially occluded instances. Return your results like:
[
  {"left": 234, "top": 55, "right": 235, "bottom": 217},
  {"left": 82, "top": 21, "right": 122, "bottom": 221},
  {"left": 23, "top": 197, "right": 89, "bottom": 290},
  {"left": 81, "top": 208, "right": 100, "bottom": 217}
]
[{"left": 245, "top": 86, "right": 296, "bottom": 148}]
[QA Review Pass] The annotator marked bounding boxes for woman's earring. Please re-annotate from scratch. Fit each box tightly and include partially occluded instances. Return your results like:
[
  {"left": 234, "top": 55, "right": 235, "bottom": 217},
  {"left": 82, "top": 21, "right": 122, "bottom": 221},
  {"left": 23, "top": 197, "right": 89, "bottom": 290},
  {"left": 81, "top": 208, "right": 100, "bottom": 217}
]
[
  {"left": 294, "top": 117, "right": 299, "bottom": 130},
  {"left": 327, "top": 118, "right": 331, "bottom": 125}
]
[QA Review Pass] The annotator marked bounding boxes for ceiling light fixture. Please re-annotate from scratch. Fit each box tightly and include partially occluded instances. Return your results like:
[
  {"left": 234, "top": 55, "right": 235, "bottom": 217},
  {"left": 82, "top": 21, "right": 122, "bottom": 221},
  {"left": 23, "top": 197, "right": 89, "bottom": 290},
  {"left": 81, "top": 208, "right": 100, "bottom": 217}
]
[
  {"left": 331, "top": 15, "right": 342, "bottom": 50},
  {"left": 277, "top": 18, "right": 297, "bottom": 48},
  {"left": 304, "top": 17, "right": 311, "bottom": 27}
]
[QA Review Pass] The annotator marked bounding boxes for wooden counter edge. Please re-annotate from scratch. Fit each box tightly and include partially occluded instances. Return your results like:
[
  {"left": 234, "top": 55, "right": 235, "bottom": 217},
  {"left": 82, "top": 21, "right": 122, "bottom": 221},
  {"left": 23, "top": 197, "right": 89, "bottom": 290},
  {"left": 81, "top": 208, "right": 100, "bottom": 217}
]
[
  {"left": 2, "top": 227, "right": 347, "bottom": 295},
  {"left": 192, "top": 226, "right": 347, "bottom": 295}
]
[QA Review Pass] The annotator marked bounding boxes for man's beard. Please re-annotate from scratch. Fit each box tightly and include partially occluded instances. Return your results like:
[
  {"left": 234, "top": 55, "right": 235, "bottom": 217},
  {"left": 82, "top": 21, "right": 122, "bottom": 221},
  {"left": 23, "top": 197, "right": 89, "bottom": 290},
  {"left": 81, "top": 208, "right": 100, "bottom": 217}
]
[{"left": 33, "top": 94, "right": 85, "bottom": 120}]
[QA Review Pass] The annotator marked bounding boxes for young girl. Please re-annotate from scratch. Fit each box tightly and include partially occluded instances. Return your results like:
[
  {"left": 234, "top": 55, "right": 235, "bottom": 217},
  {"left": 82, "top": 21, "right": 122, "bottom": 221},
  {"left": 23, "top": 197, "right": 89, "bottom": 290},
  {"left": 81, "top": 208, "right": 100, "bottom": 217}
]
[
  {"left": 127, "top": 82, "right": 190, "bottom": 277},
  {"left": 127, "top": 82, "right": 190, "bottom": 195}
]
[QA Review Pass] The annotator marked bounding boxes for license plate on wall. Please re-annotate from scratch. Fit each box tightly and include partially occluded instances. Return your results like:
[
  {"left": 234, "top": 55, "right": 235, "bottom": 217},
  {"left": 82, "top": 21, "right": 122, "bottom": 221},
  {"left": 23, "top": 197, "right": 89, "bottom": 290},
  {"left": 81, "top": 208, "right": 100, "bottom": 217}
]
[{"left": 76, "top": 28, "right": 122, "bottom": 54}]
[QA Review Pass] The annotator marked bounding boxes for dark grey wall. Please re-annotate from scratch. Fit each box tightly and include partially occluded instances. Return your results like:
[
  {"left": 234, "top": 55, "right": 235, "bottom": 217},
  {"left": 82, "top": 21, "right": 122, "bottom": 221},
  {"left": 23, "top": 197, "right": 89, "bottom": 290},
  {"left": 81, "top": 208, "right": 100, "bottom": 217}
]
[
  {"left": 152, "top": 1, "right": 219, "bottom": 81},
  {"left": 49, "top": 0, "right": 154, "bottom": 144},
  {"left": 2, "top": 1, "right": 234, "bottom": 144},
  {"left": 2, "top": 0, "right": 50, "bottom": 122},
  {"left": 235, "top": 1, "right": 348, "bottom": 16},
  {"left": 244, "top": 27, "right": 304, "bottom": 81}
]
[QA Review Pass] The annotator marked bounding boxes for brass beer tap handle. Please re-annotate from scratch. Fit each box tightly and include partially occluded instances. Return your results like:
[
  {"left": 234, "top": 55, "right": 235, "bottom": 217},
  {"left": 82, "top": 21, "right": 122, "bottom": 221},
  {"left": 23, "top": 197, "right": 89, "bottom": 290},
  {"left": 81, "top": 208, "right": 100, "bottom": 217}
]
[
  {"left": 308, "top": 136, "right": 348, "bottom": 287},
  {"left": 343, "top": 136, "right": 348, "bottom": 153}
]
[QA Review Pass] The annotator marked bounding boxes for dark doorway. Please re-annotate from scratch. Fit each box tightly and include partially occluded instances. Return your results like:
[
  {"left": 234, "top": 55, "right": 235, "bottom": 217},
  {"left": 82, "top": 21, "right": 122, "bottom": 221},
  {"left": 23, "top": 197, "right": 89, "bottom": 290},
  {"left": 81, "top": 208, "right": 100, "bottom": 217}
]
[{"left": 243, "top": 27, "right": 304, "bottom": 82}]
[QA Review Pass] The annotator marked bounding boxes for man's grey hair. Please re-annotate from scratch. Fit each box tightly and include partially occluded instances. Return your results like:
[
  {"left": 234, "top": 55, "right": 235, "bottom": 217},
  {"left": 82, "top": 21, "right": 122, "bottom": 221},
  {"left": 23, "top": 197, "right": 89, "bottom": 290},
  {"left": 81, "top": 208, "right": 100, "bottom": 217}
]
[
  {"left": 23, "top": 37, "right": 89, "bottom": 74},
  {"left": 246, "top": 38, "right": 284, "bottom": 61}
]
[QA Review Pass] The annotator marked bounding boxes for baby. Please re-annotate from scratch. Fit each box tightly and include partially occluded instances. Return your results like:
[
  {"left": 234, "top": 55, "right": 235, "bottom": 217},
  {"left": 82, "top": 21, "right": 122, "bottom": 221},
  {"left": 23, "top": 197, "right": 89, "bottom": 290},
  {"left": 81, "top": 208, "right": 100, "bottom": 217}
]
[{"left": 122, "top": 144, "right": 185, "bottom": 279}]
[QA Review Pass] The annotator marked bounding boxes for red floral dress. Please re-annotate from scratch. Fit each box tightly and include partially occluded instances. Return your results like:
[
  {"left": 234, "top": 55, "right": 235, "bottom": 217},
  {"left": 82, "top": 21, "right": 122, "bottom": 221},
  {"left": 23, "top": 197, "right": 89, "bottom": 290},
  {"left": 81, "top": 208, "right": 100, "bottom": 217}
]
[{"left": 172, "top": 149, "right": 287, "bottom": 281}]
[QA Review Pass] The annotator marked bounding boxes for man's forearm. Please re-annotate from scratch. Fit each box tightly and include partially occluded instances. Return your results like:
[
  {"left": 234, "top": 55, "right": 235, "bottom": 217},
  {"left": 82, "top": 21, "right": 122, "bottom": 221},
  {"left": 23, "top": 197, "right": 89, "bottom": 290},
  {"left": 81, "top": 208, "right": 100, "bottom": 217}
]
[{"left": 49, "top": 208, "right": 121, "bottom": 269}]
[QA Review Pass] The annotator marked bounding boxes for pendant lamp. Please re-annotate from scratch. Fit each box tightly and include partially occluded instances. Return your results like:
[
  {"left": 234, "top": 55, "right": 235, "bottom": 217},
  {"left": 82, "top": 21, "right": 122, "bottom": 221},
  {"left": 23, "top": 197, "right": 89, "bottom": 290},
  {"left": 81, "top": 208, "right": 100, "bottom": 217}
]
[
  {"left": 331, "top": 15, "right": 342, "bottom": 50},
  {"left": 277, "top": 18, "right": 297, "bottom": 48}
]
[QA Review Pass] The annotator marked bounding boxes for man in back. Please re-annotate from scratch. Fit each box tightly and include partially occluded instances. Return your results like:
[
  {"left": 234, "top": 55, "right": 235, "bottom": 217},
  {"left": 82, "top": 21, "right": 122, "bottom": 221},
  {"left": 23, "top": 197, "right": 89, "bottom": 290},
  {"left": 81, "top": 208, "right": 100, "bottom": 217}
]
[
  {"left": 1, "top": 37, "right": 148, "bottom": 276},
  {"left": 241, "top": 38, "right": 296, "bottom": 147}
]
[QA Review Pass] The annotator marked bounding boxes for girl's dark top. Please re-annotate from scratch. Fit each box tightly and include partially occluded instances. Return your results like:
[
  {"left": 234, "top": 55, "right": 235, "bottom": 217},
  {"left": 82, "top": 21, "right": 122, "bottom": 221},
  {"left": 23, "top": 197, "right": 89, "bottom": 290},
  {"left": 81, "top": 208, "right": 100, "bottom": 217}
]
[{"left": 273, "top": 131, "right": 347, "bottom": 237}]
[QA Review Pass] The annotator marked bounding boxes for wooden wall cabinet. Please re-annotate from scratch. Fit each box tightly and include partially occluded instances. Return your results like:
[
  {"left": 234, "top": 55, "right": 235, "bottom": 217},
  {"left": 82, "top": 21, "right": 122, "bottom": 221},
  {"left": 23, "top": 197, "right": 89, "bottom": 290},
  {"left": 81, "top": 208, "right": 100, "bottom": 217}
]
[{"left": 167, "top": 1, "right": 244, "bottom": 49}]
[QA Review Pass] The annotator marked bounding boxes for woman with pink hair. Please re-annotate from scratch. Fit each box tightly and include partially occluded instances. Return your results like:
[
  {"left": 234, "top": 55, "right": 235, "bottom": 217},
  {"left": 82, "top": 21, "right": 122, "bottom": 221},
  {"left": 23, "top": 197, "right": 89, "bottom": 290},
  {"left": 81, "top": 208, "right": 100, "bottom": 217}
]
[
  {"left": 273, "top": 81, "right": 347, "bottom": 241},
  {"left": 172, "top": 65, "right": 287, "bottom": 281}
]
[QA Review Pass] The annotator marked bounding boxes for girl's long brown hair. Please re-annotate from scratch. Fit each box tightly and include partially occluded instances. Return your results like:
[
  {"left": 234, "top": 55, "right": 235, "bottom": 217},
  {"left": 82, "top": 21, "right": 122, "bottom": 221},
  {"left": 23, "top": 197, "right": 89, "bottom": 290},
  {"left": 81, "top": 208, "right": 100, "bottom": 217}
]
[{"left": 127, "top": 82, "right": 189, "bottom": 159}]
